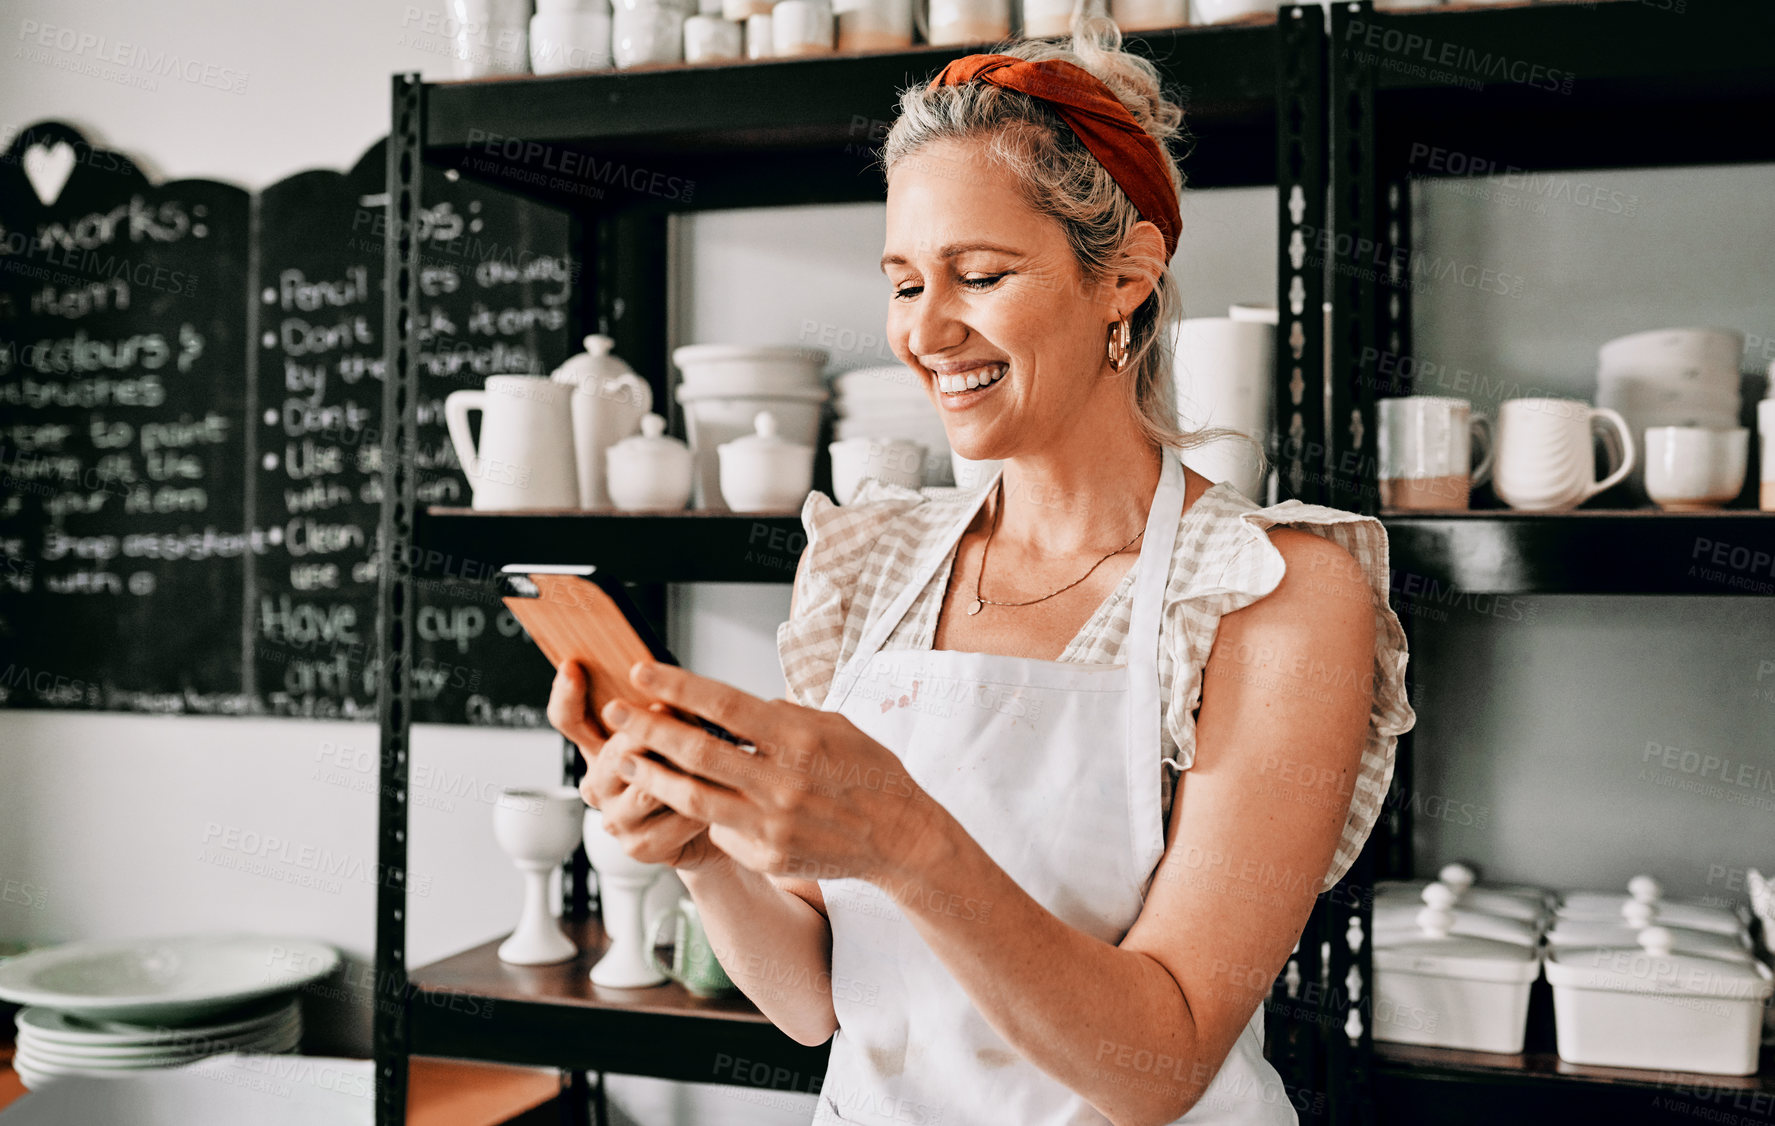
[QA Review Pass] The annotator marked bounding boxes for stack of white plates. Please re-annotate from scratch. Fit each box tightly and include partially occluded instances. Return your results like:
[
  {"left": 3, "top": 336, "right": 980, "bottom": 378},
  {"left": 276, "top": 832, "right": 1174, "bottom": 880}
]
[
  {"left": 830, "top": 366, "right": 953, "bottom": 486},
  {"left": 12, "top": 997, "right": 301, "bottom": 1089},
  {"left": 1595, "top": 327, "right": 1744, "bottom": 499},
  {"left": 0, "top": 934, "right": 339, "bottom": 1091}
]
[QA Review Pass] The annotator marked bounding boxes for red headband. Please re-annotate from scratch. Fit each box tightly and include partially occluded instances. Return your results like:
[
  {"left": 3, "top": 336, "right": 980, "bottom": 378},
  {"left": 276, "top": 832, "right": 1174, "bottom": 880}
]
[{"left": 928, "top": 54, "right": 1181, "bottom": 263}]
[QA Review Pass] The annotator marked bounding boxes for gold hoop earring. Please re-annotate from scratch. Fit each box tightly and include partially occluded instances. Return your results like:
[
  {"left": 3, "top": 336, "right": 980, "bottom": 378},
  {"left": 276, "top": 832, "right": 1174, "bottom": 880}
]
[{"left": 1106, "top": 316, "right": 1133, "bottom": 371}]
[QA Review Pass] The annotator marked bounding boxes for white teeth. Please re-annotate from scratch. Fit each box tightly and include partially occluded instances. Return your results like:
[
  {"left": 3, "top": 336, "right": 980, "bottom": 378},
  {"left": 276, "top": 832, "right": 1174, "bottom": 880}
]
[{"left": 937, "top": 364, "right": 1005, "bottom": 394}]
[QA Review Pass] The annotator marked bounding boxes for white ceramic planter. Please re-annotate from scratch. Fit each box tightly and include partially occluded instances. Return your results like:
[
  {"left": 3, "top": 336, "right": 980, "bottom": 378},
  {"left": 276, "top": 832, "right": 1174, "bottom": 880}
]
[
  {"left": 1545, "top": 928, "right": 1773, "bottom": 1075},
  {"left": 1372, "top": 906, "right": 1540, "bottom": 1054}
]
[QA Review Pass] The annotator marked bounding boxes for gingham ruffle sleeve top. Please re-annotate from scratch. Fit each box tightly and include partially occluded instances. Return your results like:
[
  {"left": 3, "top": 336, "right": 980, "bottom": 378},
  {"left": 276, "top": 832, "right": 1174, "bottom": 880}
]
[{"left": 775, "top": 473, "right": 1417, "bottom": 892}]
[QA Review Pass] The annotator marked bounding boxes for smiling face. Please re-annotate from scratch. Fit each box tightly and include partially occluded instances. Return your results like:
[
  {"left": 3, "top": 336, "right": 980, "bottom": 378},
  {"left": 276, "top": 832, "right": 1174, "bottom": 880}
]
[{"left": 881, "top": 137, "right": 1126, "bottom": 463}]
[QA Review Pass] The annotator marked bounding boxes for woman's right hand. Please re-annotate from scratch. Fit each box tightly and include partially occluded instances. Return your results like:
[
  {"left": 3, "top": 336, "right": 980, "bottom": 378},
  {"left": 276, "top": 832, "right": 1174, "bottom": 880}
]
[{"left": 547, "top": 660, "right": 724, "bottom": 872}]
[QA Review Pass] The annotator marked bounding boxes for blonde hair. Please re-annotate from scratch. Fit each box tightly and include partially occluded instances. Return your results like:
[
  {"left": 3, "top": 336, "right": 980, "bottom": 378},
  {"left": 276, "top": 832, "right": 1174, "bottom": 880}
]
[{"left": 880, "top": 10, "right": 1259, "bottom": 465}]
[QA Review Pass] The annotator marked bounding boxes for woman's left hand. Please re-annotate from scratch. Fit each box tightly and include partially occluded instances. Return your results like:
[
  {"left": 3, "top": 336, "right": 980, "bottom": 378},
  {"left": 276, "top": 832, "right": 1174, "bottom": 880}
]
[{"left": 598, "top": 661, "right": 938, "bottom": 886}]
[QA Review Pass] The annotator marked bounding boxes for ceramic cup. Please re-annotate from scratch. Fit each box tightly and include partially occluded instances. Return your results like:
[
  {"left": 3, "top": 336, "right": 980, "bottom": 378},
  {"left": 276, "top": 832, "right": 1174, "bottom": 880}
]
[
  {"left": 772, "top": 0, "right": 835, "bottom": 53},
  {"left": 1644, "top": 427, "right": 1748, "bottom": 510},
  {"left": 1378, "top": 396, "right": 1495, "bottom": 511},
  {"left": 444, "top": 376, "right": 580, "bottom": 510},
  {"left": 925, "top": 0, "right": 1009, "bottom": 44},
  {"left": 1022, "top": 0, "right": 1077, "bottom": 36},
  {"left": 724, "top": 0, "right": 775, "bottom": 19},
  {"left": 612, "top": 0, "right": 685, "bottom": 67},
  {"left": 744, "top": 11, "right": 773, "bottom": 56},
  {"left": 951, "top": 452, "right": 1003, "bottom": 490},
  {"left": 583, "top": 808, "right": 668, "bottom": 988},
  {"left": 829, "top": 438, "right": 926, "bottom": 504},
  {"left": 493, "top": 787, "right": 585, "bottom": 966},
  {"left": 1191, "top": 0, "right": 1277, "bottom": 23},
  {"left": 1110, "top": 0, "right": 1187, "bottom": 31},
  {"left": 1493, "top": 397, "right": 1635, "bottom": 512},
  {"left": 1760, "top": 398, "right": 1775, "bottom": 512},
  {"left": 684, "top": 13, "right": 744, "bottom": 59},
  {"left": 530, "top": 7, "right": 614, "bottom": 72},
  {"left": 835, "top": 0, "right": 914, "bottom": 48},
  {"left": 646, "top": 897, "right": 736, "bottom": 997},
  {"left": 448, "top": 0, "right": 533, "bottom": 76}
]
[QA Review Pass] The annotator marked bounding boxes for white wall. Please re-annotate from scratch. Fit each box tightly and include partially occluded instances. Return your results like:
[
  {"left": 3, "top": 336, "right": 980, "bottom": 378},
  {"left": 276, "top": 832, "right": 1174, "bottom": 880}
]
[{"left": 3, "top": 1, "right": 1772, "bottom": 1122}]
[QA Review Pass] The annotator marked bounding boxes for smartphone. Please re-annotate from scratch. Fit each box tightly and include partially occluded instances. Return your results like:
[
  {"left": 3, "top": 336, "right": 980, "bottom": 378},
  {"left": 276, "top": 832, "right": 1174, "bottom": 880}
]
[{"left": 499, "top": 564, "right": 746, "bottom": 747}]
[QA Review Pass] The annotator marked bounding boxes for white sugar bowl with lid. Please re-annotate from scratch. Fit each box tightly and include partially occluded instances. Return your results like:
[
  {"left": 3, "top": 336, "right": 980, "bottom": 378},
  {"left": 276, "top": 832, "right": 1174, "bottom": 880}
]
[
  {"left": 606, "top": 413, "right": 694, "bottom": 511},
  {"left": 550, "top": 334, "right": 654, "bottom": 508},
  {"left": 1375, "top": 882, "right": 1541, "bottom": 948},
  {"left": 1557, "top": 874, "right": 1748, "bottom": 936},
  {"left": 1372, "top": 900, "right": 1542, "bottom": 1054},
  {"left": 1545, "top": 926, "right": 1773, "bottom": 1075},
  {"left": 717, "top": 411, "right": 815, "bottom": 513}
]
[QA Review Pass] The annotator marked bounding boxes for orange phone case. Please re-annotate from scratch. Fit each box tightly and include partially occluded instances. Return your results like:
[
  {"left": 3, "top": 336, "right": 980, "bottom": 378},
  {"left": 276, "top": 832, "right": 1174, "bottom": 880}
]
[{"left": 501, "top": 570, "right": 741, "bottom": 744}]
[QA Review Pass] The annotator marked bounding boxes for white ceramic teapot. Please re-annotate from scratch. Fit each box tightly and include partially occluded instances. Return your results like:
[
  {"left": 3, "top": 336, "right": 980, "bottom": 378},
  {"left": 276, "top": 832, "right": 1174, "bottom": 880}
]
[{"left": 550, "top": 335, "right": 654, "bottom": 508}]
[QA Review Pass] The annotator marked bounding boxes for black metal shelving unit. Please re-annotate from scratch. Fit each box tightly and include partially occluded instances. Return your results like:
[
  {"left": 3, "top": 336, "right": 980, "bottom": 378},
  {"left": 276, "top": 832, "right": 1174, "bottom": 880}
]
[{"left": 374, "top": 3, "right": 1775, "bottom": 1124}]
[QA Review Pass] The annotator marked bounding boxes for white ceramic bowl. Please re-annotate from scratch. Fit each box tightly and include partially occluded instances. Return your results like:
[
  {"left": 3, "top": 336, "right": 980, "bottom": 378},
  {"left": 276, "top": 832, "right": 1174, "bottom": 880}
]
[
  {"left": 1644, "top": 426, "right": 1748, "bottom": 510},
  {"left": 1598, "top": 327, "right": 1744, "bottom": 388},
  {"left": 673, "top": 344, "right": 828, "bottom": 395},
  {"left": 718, "top": 438, "right": 815, "bottom": 513}
]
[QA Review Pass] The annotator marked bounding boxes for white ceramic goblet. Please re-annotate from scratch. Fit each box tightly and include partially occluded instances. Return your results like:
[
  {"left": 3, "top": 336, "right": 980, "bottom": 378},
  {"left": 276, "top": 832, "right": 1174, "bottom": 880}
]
[
  {"left": 584, "top": 807, "right": 669, "bottom": 987},
  {"left": 493, "top": 786, "right": 586, "bottom": 965}
]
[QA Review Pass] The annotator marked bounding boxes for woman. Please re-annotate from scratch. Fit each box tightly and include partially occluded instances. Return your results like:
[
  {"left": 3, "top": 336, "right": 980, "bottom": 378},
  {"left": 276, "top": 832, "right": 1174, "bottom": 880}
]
[{"left": 548, "top": 16, "right": 1415, "bottom": 1125}]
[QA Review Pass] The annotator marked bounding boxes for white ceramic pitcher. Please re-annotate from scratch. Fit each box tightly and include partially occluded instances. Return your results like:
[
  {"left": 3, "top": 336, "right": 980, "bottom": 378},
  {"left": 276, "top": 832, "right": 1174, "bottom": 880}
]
[
  {"left": 550, "top": 335, "right": 653, "bottom": 509},
  {"left": 444, "top": 375, "right": 579, "bottom": 510}
]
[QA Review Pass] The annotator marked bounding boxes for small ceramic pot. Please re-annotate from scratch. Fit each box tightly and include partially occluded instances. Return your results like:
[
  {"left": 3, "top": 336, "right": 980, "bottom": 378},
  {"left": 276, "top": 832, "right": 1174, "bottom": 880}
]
[
  {"left": 607, "top": 414, "right": 695, "bottom": 510},
  {"left": 718, "top": 411, "right": 815, "bottom": 512}
]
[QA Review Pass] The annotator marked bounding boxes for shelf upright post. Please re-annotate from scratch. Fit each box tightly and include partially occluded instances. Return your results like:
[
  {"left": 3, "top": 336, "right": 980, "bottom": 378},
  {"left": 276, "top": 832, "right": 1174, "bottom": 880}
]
[
  {"left": 1275, "top": 4, "right": 1330, "bottom": 507},
  {"left": 1328, "top": 0, "right": 1380, "bottom": 516},
  {"left": 1267, "top": 8, "right": 1332, "bottom": 1119},
  {"left": 1374, "top": 141, "right": 1413, "bottom": 882},
  {"left": 374, "top": 71, "right": 426, "bottom": 1126}
]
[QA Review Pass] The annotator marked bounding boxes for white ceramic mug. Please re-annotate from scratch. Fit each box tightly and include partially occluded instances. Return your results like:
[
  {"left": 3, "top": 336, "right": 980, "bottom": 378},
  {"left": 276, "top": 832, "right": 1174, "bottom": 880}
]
[
  {"left": 1644, "top": 427, "right": 1748, "bottom": 511},
  {"left": 1493, "top": 397, "right": 1635, "bottom": 512},
  {"left": 530, "top": 7, "right": 614, "bottom": 72},
  {"left": 448, "top": 0, "right": 533, "bottom": 76},
  {"left": 1760, "top": 398, "right": 1775, "bottom": 512},
  {"left": 612, "top": 0, "right": 685, "bottom": 67},
  {"left": 772, "top": 0, "right": 834, "bottom": 53},
  {"left": 926, "top": 0, "right": 1009, "bottom": 44},
  {"left": 744, "top": 11, "right": 773, "bottom": 56},
  {"left": 1377, "top": 396, "right": 1495, "bottom": 511},
  {"left": 684, "top": 13, "right": 743, "bottom": 59},
  {"left": 444, "top": 376, "right": 580, "bottom": 510},
  {"left": 835, "top": 0, "right": 914, "bottom": 49},
  {"left": 1109, "top": 0, "right": 1187, "bottom": 32},
  {"left": 829, "top": 438, "right": 926, "bottom": 504}
]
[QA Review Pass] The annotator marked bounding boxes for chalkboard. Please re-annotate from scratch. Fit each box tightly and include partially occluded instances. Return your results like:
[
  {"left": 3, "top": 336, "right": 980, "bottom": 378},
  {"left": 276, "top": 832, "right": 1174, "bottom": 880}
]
[
  {"left": 0, "top": 124, "right": 575, "bottom": 726},
  {"left": 0, "top": 122, "right": 254, "bottom": 714},
  {"left": 252, "top": 139, "right": 574, "bottom": 725}
]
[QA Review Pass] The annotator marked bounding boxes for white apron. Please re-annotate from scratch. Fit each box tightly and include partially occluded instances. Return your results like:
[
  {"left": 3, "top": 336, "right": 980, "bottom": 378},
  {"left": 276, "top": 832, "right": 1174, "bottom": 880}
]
[{"left": 812, "top": 450, "right": 1296, "bottom": 1126}]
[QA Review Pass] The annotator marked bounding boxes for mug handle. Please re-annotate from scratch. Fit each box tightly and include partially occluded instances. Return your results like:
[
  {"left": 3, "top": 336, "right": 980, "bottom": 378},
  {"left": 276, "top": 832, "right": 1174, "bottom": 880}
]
[
  {"left": 1584, "top": 406, "right": 1637, "bottom": 501},
  {"left": 645, "top": 900, "right": 685, "bottom": 986},
  {"left": 912, "top": 0, "right": 929, "bottom": 43},
  {"left": 1468, "top": 414, "right": 1495, "bottom": 488},
  {"left": 443, "top": 390, "right": 485, "bottom": 480}
]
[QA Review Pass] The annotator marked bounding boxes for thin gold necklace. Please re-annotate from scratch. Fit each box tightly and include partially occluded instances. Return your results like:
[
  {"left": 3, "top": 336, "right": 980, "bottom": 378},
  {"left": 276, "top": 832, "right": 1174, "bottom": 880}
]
[{"left": 968, "top": 477, "right": 1145, "bottom": 616}]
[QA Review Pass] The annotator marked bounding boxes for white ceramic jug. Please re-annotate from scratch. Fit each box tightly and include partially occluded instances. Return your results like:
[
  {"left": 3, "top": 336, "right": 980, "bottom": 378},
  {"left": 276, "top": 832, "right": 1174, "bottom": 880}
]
[
  {"left": 550, "top": 335, "right": 654, "bottom": 508},
  {"left": 444, "top": 375, "right": 579, "bottom": 510}
]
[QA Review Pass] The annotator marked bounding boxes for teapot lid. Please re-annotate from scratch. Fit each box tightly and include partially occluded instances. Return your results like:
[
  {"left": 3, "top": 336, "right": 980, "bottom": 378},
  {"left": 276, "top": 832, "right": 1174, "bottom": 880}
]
[{"left": 551, "top": 334, "right": 640, "bottom": 386}]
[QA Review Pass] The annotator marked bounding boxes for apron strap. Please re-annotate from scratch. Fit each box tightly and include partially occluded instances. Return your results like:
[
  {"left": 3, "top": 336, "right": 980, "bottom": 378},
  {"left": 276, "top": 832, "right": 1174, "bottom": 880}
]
[
  {"left": 821, "top": 464, "right": 1004, "bottom": 711},
  {"left": 1123, "top": 450, "right": 1186, "bottom": 877}
]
